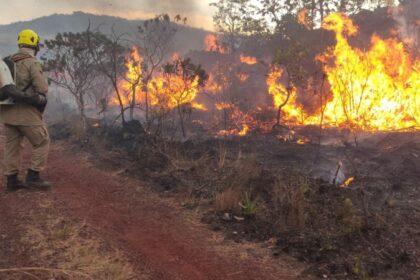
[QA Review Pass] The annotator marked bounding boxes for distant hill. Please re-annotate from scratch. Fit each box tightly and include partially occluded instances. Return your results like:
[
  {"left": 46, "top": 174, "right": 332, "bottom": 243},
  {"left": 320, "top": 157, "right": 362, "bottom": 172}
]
[{"left": 0, "top": 11, "right": 210, "bottom": 57}]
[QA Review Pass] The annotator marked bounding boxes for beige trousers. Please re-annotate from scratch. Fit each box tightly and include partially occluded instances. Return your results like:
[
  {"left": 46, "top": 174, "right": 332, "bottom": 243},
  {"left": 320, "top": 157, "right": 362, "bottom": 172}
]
[{"left": 3, "top": 124, "right": 50, "bottom": 175}]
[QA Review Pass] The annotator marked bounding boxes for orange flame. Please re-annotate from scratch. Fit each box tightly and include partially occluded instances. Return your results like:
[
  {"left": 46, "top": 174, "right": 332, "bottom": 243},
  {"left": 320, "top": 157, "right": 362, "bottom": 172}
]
[
  {"left": 204, "top": 34, "right": 226, "bottom": 53},
  {"left": 215, "top": 102, "right": 234, "bottom": 111},
  {"left": 111, "top": 47, "right": 143, "bottom": 107},
  {"left": 340, "top": 177, "right": 355, "bottom": 188},
  {"left": 297, "top": 8, "right": 311, "bottom": 29},
  {"left": 319, "top": 13, "right": 419, "bottom": 131},
  {"left": 269, "top": 13, "right": 419, "bottom": 131},
  {"left": 237, "top": 73, "right": 249, "bottom": 82},
  {"left": 297, "top": 138, "right": 310, "bottom": 145},
  {"left": 112, "top": 48, "right": 205, "bottom": 113},
  {"left": 267, "top": 67, "right": 311, "bottom": 124},
  {"left": 215, "top": 104, "right": 255, "bottom": 137},
  {"left": 240, "top": 54, "right": 257, "bottom": 65}
]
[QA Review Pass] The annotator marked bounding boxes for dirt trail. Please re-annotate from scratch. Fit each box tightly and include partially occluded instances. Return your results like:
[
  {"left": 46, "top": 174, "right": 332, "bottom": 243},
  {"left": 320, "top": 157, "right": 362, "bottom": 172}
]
[{"left": 0, "top": 139, "right": 304, "bottom": 280}]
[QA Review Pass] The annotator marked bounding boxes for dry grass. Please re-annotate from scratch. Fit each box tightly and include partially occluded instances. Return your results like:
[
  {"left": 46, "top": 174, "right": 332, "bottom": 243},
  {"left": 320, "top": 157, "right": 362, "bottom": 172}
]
[
  {"left": 340, "top": 198, "right": 362, "bottom": 233},
  {"left": 166, "top": 147, "right": 210, "bottom": 172},
  {"left": 215, "top": 154, "right": 263, "bottom": 214},
  {"left": 215, "top": 188, "right": 241, "bottom": 213},
  {"left": 272, "top": 172, "right": 310, "bottom": 232},
  {"left": 1, "top": 197, "right": 146, "bottom": 280},
  {"left": 217, "top": 144, "right": 228, "bottom": 171},
  {"left": 234, "top": 154, "right": 262, "bottom": 180}
]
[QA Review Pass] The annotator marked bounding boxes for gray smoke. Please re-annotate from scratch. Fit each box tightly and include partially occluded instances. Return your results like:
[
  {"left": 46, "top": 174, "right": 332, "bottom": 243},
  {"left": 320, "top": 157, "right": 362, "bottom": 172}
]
[
  {"left": 141, "top": 0, "right": 199, "bottom": 14},
  {"left": 35, "top": 0, "right": 201, "bottom": 16},
  {"left": 390, "top": 0, "right": 420, "bottom": 53}
]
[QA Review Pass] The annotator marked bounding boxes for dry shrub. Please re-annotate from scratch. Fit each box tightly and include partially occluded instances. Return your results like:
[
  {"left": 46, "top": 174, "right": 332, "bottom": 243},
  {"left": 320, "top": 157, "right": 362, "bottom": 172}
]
[
  {"left": 215, "top": 187, "right": 241, "bottom": 213},
  {"left": 234, "top": 154, "right": 262, "bottom": 179},
  {"left": 215, "top": 155, "right": 263, "bottom": 214},
  {"left": 225, "top": 154, "right": 262, "bottom": 189},
  {"left": 272, "top": 172, "right": 310, "bottom": 232},
  {"left": 166, "top": 146, "right": 210, "bottom": 172},
  {"left": 217, "top": 143, "right": 228, "bottom": 171}
]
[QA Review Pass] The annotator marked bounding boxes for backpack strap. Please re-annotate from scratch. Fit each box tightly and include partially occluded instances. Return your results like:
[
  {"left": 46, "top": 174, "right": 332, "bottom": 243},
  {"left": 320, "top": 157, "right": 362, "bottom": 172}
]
[
  {"left": 9, "top": 53, "right": 34, "bottom": 92},
  {"left": 11, "top": 53, "right": 33, "bottom": 63}
]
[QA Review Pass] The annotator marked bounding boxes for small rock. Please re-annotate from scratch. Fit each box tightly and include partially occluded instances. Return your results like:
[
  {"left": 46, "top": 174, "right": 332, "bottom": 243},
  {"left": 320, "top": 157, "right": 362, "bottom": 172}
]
[
  {"left": 233, "top": 216, "right": 245, "bottom": 221},
  {"left": 222, "top": 213, "right": 232, "bottom": 221}
]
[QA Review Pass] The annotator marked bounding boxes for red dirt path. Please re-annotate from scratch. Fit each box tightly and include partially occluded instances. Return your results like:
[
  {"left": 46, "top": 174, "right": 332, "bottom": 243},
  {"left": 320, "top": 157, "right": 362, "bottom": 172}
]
[{"left": 0, "top": 138, "right": 305, "bottom": 280}]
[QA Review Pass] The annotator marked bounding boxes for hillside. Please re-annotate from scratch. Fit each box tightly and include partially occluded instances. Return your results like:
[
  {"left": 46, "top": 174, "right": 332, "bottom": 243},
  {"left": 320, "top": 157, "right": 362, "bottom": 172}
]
[{"left": 0, "top": 11, "right": 210, "bottom": 56}]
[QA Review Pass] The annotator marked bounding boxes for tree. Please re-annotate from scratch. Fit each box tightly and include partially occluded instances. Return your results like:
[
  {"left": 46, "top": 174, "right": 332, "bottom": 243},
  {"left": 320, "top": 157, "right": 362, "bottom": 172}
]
[
  {"left": 45, "top": 31, "right": 98, "bottom": 131},
  {"left": 210, "top": 0, "right": 266, "bottom": 52},
  {"left": 272, "top": 40, "right": 308, "bottom": 125},
  {"left": 163, "top": 58, "right": 208, "bottom": 137},
  {"left": 86, "top": 27, "right": 128, "bottom": 124},
  {"left": 136, "top": 14, "right": 185, "bottom": 125}
]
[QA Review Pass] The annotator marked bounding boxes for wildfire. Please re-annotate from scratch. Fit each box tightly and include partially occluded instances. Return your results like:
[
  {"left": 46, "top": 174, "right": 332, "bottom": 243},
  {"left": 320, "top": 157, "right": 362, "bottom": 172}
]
[
  {"left": 237, "top": 73, "right": 249, "bottom": 82},
  {"left": 111, "top": 47, "right": 143, "bottom": 107},
  {"left": 270, "top": 13, "right": 419, "bottom": 131},
  {"left": 148, "top": 74, "right": 202, "bottom": 110},
  {"left": 296, "top": 138, "right": 310, "bottom": 145},
  {"left": 340, "top": 177, "right": 355, "bottom": 188},
  {"left": 238, "top": 124, "right": 250, "bottom": 136},
  {"left": 318, "top": 13, "right": 419, "bottom": 131},
  {"left": 112, "top": 13, "right": 418, "bottom": 136},
  {"left": 267, "top": 67, "right": 309, "bottom": 124},
  {"left": 215, "top": 103, "right": 256, "bottom": 137},
  {"left": 204, "top": 34, "right": 226, "bottom": 53},
  {"left": 240, "top": 55, "right": 257, "bottom": 65},
  {"left": 112, "top": 47, "right": 205, "bottom": 113},
  {"left": 205, "top": 73, "right": 225, "bottom": 94},
  {"left": 191, "top": 103, "right": 208, "bottom": 111},
  {"left": 215, "top": 102, "right": 234, "bottom": 111},
  {"left": 297, "top": 8, "right": 311, "bottom": 29}
]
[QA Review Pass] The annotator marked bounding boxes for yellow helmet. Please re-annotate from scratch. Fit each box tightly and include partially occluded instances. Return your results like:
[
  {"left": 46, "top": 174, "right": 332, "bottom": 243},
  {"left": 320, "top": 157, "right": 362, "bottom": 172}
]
[{"left": 17, "top": 29, "right": 40, "bottom": 48}]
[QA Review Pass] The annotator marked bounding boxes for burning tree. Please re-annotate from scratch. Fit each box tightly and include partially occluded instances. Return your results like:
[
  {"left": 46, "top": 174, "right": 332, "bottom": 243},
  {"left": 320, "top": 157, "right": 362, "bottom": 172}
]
[
  {"left": 269, "top": 41, "right": 309, "bottom": 126},
  {"left": 162, "top": 58, "right": 208, "bottom": 137},
  {"left": 112, "top": 47, "right": 144, "bottom": 122},
  {"left": 317, "top": 13, "right": 419, "bottom": 131},
  {"left": 136, "top": 14, "right": 185, "bottom": 125}
]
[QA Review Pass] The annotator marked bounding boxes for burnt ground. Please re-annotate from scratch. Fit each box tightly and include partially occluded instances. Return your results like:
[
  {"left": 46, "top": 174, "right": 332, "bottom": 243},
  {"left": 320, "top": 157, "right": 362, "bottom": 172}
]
[
  {"left": 48, "top": 120, "right": 420, "bottom": 280},
  {"left": 0, "top": 126, "right": 304, "bottom": 280}
]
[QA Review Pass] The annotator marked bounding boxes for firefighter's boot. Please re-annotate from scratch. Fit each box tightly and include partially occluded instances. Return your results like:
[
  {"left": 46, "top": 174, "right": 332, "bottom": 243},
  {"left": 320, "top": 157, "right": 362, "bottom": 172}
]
[
  {"left": 26, "top": 169, "right": 51, "bottom": 190},
  {"left": 6, "top": 174, "right": 27, "bottom": 192}
]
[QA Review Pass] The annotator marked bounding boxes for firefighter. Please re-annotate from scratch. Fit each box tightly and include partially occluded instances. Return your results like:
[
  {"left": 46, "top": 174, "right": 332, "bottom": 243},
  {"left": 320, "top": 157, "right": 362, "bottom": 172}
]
[{"left": 0, "top": 29, "right": 51, "bottom": 192}]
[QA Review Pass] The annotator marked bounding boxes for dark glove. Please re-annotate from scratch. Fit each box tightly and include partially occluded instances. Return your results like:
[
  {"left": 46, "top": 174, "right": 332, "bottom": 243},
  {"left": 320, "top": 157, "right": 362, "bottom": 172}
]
[
  {"left": 0, "top": 84, "right": 47, "bottom": 112},
  {"left": 0, "top": 85, "right": 10, "bottom": 101}
]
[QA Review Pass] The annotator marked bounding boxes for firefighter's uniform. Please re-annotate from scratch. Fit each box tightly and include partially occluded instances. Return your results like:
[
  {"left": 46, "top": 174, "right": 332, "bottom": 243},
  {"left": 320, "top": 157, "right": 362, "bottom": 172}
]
[
  {"left": 0, "top": 29, "right": 51, "bottom": 191},
  {"left": 0, "top": 48, "right": 50, "bottom": 176}
]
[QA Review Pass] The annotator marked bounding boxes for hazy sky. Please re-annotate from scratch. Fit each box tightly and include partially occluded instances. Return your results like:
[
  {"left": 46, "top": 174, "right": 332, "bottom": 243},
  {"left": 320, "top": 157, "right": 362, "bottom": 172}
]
[{"left": 0, "top": 0, "right": 218, "bottom": 30}]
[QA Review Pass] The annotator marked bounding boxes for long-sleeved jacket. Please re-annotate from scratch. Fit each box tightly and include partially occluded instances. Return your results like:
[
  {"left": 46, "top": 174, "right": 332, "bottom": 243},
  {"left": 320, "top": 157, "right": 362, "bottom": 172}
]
[{"left": 0, "top": 48, "right": 48, "bottom": 126}]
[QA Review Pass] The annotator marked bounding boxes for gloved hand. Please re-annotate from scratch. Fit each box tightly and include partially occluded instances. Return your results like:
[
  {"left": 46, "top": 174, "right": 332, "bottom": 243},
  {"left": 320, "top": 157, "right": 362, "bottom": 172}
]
[
  {"left": 0, "top": 85, "right": 10, "bottom": 101},
  {"left": 0, "top": 84, "right": 47, "bottom": 112}
]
